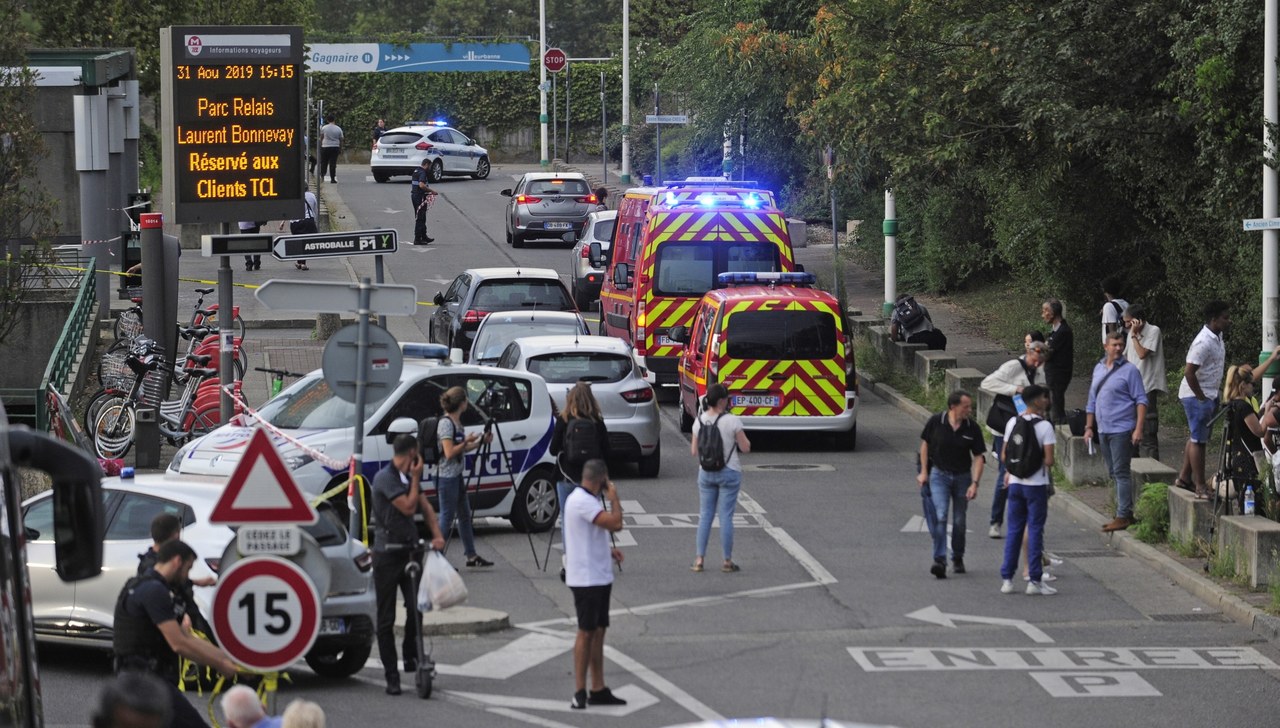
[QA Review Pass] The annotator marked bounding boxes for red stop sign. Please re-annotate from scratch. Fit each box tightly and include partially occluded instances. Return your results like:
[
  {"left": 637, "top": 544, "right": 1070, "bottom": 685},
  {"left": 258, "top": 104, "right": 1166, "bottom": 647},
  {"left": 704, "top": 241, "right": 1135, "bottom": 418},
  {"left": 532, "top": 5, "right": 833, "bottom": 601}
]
[{"left": 544, "top": 47, "right": 566, "bottom": 73}]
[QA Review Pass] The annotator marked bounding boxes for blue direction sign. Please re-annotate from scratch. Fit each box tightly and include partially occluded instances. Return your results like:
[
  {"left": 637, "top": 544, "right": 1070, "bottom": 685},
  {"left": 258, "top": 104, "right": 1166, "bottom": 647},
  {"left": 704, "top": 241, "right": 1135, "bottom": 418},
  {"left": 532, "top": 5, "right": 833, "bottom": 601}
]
[
  {"left": 272, "top": 229, "right": 397, "bottom": 260},
  {"left": 1243, "top": 218, "right": 1280, "bottom": 231},
  {"left": 308, "top": 43, "right": 530, "bottom": 73}
]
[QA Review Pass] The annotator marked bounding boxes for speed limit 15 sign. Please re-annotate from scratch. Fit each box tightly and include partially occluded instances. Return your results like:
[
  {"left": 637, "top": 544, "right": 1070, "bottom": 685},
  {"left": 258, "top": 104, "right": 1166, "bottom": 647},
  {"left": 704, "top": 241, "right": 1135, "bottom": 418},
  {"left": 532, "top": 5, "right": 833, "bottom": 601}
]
[{"left": 211, "top": 556, "right": 321, "bottom": 672}]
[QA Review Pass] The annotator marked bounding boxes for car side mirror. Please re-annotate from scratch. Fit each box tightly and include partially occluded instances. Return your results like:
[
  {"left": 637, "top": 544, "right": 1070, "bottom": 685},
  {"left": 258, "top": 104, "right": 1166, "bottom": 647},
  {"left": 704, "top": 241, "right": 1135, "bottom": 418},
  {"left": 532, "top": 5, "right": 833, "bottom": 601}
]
[
  {"left": 667, "top": 325, "right": 689, "bottom": 344},
  {"left": 613, "top": 263, "right": 631, "bottom": 289},
  {"left": 588, "top": 242, "right": 603, "bottom": 267},
  {"left": 8, "top": 427, "right": 104, "bottom": 581},
  {"left": 433, "top": 292, "right": 445, "bottom": 306},
  {"left": 500, "top": 189, "right": 513, "bottom": 197}
]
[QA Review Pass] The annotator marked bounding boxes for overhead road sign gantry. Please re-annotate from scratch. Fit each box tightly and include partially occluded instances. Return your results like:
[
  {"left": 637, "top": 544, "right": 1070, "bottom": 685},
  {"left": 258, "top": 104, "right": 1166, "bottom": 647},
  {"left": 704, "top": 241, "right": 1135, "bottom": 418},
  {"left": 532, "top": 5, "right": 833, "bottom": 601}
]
[{"left": 272, "top": 229, "right": 397, "bottom": 260}]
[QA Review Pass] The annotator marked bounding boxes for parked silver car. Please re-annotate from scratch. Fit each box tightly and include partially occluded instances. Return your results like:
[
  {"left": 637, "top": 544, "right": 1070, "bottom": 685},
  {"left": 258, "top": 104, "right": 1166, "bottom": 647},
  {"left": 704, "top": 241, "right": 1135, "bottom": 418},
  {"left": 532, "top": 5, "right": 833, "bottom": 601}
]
[
  {"left": 469, "top": 310, "right": 590, "bottom": 366},
  {"left": 496, "top": 335, "right": 662, "bottom": 477},
  {"left": 23, "top": 473, "right": 376, "bottom": 678},
  {"left": 501, "top": 172, "right": 598, "bottom": 248},
  {"left": 569, "top": 210, "right": 616, "bottom": 311}
]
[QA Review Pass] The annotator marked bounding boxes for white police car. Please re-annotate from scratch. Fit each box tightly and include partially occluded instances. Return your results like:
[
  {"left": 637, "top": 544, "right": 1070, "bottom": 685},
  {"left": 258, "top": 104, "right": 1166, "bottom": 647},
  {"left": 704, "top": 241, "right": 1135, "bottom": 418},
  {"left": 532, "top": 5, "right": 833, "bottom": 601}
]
[
  {"left": 168, "top": 344, "right": 560, "bottom": 532},
  {"left": 370, "top": 120, "right": 490, "bottom": 183}
]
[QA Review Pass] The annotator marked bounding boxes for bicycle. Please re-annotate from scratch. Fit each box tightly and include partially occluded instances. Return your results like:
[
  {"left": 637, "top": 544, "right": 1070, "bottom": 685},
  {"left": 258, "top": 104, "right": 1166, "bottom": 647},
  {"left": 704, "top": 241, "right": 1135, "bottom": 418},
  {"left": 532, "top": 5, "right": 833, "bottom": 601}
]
[
  {"left": 111, "top": 286, "right": 246, "bottom": 346},
  {"left": 255, "top": 367, "right": 305, "bottom": 399},
  {"left": 90, "top": 340, "right": 240, "bottom": 458}
]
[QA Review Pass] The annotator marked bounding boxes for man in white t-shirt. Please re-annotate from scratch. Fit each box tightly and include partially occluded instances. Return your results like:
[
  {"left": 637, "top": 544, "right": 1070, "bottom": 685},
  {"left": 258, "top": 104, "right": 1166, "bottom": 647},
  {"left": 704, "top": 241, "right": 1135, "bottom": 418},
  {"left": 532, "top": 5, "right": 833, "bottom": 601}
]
[
  {"left": 563, "top": 459, "right": 627, "bottom": 710},
  {"left": 999, "top": 385, "right": 1057, "bottom": 596},
  {"left": 1175, "top": 300, "right": 1231, "bottom": 497},
  {"left": 1122, "top": 303, "right": 1166, "bottom": 459},
  {"left": 1100, "top": 277, "right": 1128, "bottom": 345}
]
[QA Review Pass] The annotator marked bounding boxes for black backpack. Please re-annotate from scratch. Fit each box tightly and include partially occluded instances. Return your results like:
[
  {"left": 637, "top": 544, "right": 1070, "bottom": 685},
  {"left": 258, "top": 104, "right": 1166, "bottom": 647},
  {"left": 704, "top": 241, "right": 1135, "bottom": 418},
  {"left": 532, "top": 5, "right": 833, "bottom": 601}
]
[
  {"left": 563, "top": 418, "right": 602, "bottom": 464},
  {"left": 1004, "top": 416, "right": 1045, "bottom": 478},
  {"left": 697, "top": 413, "right": 735, "bottom": 471},
  {"left": 418, "top": 416, "right": 441, "bottom": 465},
  {"left": 894, "top": 296, "right": 927, "bottom": 329}
]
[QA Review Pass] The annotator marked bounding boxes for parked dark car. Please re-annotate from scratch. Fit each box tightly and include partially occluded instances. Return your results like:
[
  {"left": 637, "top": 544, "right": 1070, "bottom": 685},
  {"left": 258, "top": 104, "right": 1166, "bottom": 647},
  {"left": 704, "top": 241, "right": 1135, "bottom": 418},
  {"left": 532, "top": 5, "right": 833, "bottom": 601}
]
[{"left": 430, "top": 267, "right": 577, "bottom": 357}]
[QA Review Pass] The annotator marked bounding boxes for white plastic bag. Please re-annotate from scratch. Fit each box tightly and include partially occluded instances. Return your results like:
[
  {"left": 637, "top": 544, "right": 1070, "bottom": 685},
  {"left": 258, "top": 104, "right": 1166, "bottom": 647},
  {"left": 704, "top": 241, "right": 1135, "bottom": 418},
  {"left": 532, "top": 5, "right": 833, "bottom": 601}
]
[{"left": 417, "top": 551, "right": 468, "bottom": 612}]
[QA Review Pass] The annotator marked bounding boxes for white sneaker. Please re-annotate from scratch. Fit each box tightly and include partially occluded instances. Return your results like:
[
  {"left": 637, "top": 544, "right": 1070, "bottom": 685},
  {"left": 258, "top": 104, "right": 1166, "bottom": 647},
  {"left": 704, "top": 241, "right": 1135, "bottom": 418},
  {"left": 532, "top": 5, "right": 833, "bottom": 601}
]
[
  {"left": 1000, "top": 579, "right": 1016, "bottom": 594},
  {"left": 1046, "top": 554, "right": 1064, "bottom": 567},
  {"left": 1026, "top": 580, "right": 1058, "bottom": 595},
  {"left": 1024, "top": 571, "right": 1058, "bottom": 582},
  {"left": 988, "top": 524, "right": 1001, "bottom": 539}
]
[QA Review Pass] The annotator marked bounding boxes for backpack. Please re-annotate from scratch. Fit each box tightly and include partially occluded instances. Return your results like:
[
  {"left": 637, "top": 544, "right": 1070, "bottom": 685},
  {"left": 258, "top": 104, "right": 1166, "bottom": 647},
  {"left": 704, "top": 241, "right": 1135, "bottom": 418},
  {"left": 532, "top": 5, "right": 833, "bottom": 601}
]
[
  {"left": 1004, "top": 416, "right": 1045, "bottom": 478},
  {"left": 418, "top": 416, "right": 441, "bottom": 465},
  {"left": 697, "top": 413, "right": 735, "bottom": 471},
  {"left": 562, "top": 418, "right": 602, "bottom": 464},
  {"left": 893, "top": 296, "right": 927, "bottom": 329}
]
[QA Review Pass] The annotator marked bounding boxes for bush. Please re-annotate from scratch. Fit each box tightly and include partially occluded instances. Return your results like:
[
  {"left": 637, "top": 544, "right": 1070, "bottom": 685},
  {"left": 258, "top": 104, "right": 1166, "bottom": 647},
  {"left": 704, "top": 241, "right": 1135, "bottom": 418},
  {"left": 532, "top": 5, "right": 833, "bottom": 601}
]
[{"left": 1133, "top": 482, "right": 1170, "bottom": 543}]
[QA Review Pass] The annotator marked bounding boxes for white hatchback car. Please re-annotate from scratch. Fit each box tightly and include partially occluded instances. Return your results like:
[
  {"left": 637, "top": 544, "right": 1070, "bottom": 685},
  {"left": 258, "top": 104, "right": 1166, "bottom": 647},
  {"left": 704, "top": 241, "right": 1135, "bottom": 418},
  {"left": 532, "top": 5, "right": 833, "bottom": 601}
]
[
  {"left": 22, "top": 473, "right": 377, "bottom": 678},
  {"left": 569, "top": 210, "right": 616, "bottom": 311},
  {"left": 369, "top": 121, "right": 490, "bottom": 183},
  {"left": 469, "top": 310, "right": 590, "bottom": 366},
  {"left": 496, "top": 335, "right": 662, "bottom": 477},
  {"left": 169, "top": 344, "right": 561, "bottom": 532}
]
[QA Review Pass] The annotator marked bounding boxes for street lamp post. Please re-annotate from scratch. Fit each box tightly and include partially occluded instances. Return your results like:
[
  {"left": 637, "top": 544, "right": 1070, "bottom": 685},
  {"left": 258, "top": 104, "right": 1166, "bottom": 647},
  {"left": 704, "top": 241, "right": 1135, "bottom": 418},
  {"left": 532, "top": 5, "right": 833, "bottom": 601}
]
[
  {"left": 620, "top": 0, "right": 631, "bottom": 183},
  {"left": 1264, "top": 0, "right": 1278, "bottom": 396}
]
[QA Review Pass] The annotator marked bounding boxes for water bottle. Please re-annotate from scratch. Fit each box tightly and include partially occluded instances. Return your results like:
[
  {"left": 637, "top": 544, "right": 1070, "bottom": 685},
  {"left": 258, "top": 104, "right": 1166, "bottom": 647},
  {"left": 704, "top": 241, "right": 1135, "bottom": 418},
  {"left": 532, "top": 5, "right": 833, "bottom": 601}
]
[{"left": 1244, "top": 485, "right": 1256, "bottom": 516}]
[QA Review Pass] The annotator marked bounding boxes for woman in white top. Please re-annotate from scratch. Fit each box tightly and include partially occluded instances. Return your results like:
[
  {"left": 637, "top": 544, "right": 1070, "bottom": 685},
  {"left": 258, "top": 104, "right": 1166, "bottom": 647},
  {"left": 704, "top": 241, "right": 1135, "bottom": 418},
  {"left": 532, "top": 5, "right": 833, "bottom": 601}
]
[{"left": 689, "top": 383, "right": 751, "bottom": 573}]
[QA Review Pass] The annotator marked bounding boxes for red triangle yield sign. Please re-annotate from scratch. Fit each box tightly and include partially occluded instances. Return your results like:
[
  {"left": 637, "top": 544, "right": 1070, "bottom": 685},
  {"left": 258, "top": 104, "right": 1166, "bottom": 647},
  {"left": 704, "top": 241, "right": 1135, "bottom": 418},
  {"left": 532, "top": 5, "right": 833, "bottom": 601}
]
[{"left": 209, "top": 426, "right": 317, "bottom": 525}]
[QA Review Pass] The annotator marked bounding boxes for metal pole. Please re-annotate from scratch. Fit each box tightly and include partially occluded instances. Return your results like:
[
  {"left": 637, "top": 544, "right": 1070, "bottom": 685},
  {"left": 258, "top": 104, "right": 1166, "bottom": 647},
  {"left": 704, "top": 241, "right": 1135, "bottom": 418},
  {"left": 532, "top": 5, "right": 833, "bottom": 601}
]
[
  {"left": 566, "top": 61, "right": 571, "bottom": 159},
  {"left": 601, "top": 71, "right": 608, "bottom": 184},
  {"left": 136, "top": 212, "right": 165, "bottom": 469},
  {"left": 552, "top": 75, "right": 558, "bottom": 161},
  {"left": 540, "top": 0, "right": 549, "bottom": 168},
  {"left": 829, "top": 147, "right": 839, "bottom": 306},
  {"left": 620, "top": 0, "right": 631, "bottom": 183},
  {"left": 883, "top": 188, "right": 897, "bottom": 318},
  {"left": 1264, "top": 0, "right": 1279, "bottom": 398},
  {"left": 375, "top": 255, "right": 387, "bottom": 330},
  {"left": 219, "top": 224, "right": 234, "bottom": 423},
  {"left": 352, "top": 278, "right": 372, "bottom": 503}
]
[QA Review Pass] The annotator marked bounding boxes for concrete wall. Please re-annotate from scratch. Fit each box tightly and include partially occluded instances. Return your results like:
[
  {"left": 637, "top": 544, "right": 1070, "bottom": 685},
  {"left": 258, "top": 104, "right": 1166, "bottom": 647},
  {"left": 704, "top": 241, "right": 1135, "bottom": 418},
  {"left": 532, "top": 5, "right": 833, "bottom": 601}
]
[
  {"left": 33, "top": 86, "right": 81, "bottom": 243},
  {"left": 0, "top": 296, "right": 74, "bottom": 387}
]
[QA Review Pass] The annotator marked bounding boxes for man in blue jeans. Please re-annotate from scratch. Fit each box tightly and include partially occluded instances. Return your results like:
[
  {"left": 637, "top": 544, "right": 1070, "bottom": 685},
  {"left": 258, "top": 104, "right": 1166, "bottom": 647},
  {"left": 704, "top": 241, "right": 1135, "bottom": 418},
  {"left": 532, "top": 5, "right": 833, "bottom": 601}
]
[
  {"left": 1000, "top": 385, "right": 1057, "bottom": 595},
  {"left": 1085, "top": 331, "right": 1148, "bottom": 532},
  {"left": 917, "top": 390, "right": 986, "bottom": 578}
]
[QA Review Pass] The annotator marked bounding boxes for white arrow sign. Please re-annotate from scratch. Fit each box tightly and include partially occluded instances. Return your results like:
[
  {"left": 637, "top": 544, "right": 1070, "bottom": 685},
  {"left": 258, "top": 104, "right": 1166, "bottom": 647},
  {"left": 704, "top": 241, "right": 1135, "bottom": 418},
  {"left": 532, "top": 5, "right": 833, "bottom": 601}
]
[
  {"left": 1243, "top": 218, "right": 1280, "bottom": 231},
  {"left": 906, "top": 605, "right": 1054, "bottom": 644},
  {"left": 255, "top": 280, "right": 418, "bottom": 315},
  {"left": 436, "top": 632, "right": 570, "bottom": 679},
  {"left": 445, "top": 684, "right": 658, "bottom": 716}
]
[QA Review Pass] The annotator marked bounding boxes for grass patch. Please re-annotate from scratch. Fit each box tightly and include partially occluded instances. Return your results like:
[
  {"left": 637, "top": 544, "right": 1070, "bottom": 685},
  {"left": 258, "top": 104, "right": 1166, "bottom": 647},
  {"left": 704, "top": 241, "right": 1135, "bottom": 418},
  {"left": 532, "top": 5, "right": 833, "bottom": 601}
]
[
  {"left": 1168, "top": 535, "right": 1203, "bottom": 558},
  {"left": 1133, "top": 482, "right": 1170, "bottom": 543},
  {"left": 1206, "top": 541, "right": 1247, "bottom": 586}
]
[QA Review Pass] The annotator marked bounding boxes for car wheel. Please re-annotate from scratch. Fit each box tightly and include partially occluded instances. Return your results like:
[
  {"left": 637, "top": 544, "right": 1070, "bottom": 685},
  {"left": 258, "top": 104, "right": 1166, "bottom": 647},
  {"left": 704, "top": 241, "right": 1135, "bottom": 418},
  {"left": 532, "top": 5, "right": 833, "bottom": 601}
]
[
  {"left": 637, "top": 441, "right": 661, "bottom": 478},
  {"left": 505, "top": 229, "right": 512, "bottom": 245},
  {"left": 510, "top": 466, "right": 557, "bottom": 533},
  {"left": 472, "top": 157, "right": 490, "bottom": 180},
  {"left": 838, "top": 423, "right": 858, "bottom": 451},
  {"left": 305, "top": 642, "right": 374, "bottom": 678},
  {"left": 373, "top": 170, "right": 389, "bottom": 183},
  {"left": 512, "top": 232, "right": 524, "bottom": 248},
  {"left": 679, "top": 402, "right": 694, "bottom": 433},
  {"left": 428, "top": 159, "right": 444, "bottom": 183}
]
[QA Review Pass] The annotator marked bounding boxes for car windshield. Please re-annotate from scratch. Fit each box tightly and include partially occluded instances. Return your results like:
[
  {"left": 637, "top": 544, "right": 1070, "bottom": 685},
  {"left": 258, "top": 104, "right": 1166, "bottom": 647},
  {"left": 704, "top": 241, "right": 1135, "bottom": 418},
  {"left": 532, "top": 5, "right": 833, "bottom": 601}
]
[
  {"left": 472, "top": 281, "right": 574, "bottom": 311},
  {"left": 253, "top": 376, "right": 390, "bottom": 429},
  {"left": 528, "top": 179, "right": 590, "bottom": 196},
  {"left": 474, "top": 321, "right": 584, "bottom": 362},
  {"left": 725, "top": 309, "right": 838, "bottom": 360},
  {"left": 653, "top": 242, "right": 781, "bottom": 297},
  {"left": 525, "top": 352, "right": 632, "bottom": 383}
]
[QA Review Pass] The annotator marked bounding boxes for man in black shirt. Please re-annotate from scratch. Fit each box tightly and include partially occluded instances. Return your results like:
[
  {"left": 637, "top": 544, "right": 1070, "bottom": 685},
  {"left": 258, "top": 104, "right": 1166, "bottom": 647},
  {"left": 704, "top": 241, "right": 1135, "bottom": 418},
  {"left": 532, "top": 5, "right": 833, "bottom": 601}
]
[
  {"left": 917, "top": 390, "right": 987, "bottom": 578},
  {"left": 372, "top": 432, "right": 446, "bottom": 695},
  {"left": 1042, "top": 298, "right": 1075, "bottom": 423},
  {"left": 410, "top": 158, "right": 436, "bottom": 244},
  {"left": 113, "top": 540, "right": 238, "bottom": 728},
  {"left": 138, "top": 513, "right": 216, "bottom": 640}
]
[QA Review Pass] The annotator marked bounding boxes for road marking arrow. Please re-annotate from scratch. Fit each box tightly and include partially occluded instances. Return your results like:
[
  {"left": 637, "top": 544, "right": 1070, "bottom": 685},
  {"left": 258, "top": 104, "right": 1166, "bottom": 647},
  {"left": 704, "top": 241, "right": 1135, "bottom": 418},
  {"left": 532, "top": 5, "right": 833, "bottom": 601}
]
[
  {"left": 900, "top": 516, "right": 966, "bottom": 534},
  {"left": 445, "top": 684, "right": 658, "bottom": 716},
  {"left": 906, "top": 605, "right": 1054, "bottom": 644},
  {"left": 435, "top": 632, "right": 570, "bottom": 679}
]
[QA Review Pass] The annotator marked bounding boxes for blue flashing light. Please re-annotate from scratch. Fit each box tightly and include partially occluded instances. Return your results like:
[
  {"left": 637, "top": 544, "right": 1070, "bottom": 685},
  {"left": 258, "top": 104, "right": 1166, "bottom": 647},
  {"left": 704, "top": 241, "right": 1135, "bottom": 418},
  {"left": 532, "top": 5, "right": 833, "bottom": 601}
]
[
  {"left": 743, "top": 193, "right": 761, "bottom": 209},
  {"left": 717, "top": 271, "right": 818, "bottom": 286},
  {"left": 121, "top": 466, "right": 135, "bottom": 479},
  {"left": 402, "top": 343, "right": 451, "bottom": 360},
  {"left": 429, "top": 119, "right": 448, "bottom": 126},
  {"left": 665, "top": 191, "right": 678, "bottom": 206},
  {"left": 697, "top": 193, "right": 716, "bottom": 207}
]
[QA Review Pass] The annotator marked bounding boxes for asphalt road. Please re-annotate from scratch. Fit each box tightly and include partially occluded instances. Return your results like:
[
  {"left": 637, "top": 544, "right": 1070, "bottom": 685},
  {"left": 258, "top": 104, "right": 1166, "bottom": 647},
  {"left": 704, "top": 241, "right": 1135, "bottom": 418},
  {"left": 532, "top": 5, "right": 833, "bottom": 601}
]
[{"left": 38, "top": 165, "right": 1280, "bottom": 727}]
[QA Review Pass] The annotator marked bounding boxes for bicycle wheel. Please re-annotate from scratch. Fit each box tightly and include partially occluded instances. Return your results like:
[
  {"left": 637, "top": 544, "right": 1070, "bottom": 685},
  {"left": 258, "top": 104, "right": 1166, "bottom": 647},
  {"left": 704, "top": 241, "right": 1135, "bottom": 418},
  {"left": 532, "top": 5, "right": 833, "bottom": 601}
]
[
  {"left": 83, "top": 389, "right": 129, "bottom": 433},
  {"left": 187, "top": 405, "right": 222, "bottom": 440},
  {"left": 92, "top": 400, "right": 136, "bottom": 459},
  {"left": 206, "top": 310, "right": 247, "bottom": 341}
]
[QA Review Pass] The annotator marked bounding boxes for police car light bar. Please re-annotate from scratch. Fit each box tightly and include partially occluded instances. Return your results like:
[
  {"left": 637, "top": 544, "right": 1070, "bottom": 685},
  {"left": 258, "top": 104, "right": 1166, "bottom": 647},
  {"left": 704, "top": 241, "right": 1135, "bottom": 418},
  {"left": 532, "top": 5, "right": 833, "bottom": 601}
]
[
  {"left": 717, "top": 272, "right": 818, "bottom": 286},
  {"left": 667, "top": 178, "right": 760, "bottom": 188},
  {"left": 401, "top": 343, "right": 451, "bottom": 360}
]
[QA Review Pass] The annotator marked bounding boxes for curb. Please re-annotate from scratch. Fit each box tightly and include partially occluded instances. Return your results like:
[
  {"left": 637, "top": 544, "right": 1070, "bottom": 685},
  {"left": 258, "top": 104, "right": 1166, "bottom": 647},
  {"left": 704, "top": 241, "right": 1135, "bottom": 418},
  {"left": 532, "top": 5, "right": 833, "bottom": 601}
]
[
  {"left": 244, "top": 318, "right": 317, "bottom": 330},
  {"left": 862, "top": 375, "right": 1280, "bottom": 641},
  {"left": 392, "top": 606, "right": 511, "bottom": 639}
]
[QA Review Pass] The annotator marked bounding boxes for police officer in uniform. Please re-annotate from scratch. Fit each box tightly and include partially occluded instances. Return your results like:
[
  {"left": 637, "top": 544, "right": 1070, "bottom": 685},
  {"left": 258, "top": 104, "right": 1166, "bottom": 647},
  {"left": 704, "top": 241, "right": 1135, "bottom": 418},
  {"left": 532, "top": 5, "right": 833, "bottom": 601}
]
[
  {"left": 410, "top": 158, "right": 436, "bottom": 244},
  {"left": 113, "top": 540, "right": 239, "bottom": 727},
  {"left": 371, "top": 427, "right": 446, "bottom": 695}
]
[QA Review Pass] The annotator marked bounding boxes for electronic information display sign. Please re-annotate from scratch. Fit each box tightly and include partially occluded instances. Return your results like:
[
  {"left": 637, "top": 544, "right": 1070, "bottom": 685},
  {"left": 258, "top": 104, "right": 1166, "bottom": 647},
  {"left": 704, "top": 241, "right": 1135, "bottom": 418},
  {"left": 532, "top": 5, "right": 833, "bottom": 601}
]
[{"left": 160, "top": 26, "right": 305, "bottom": 224}]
